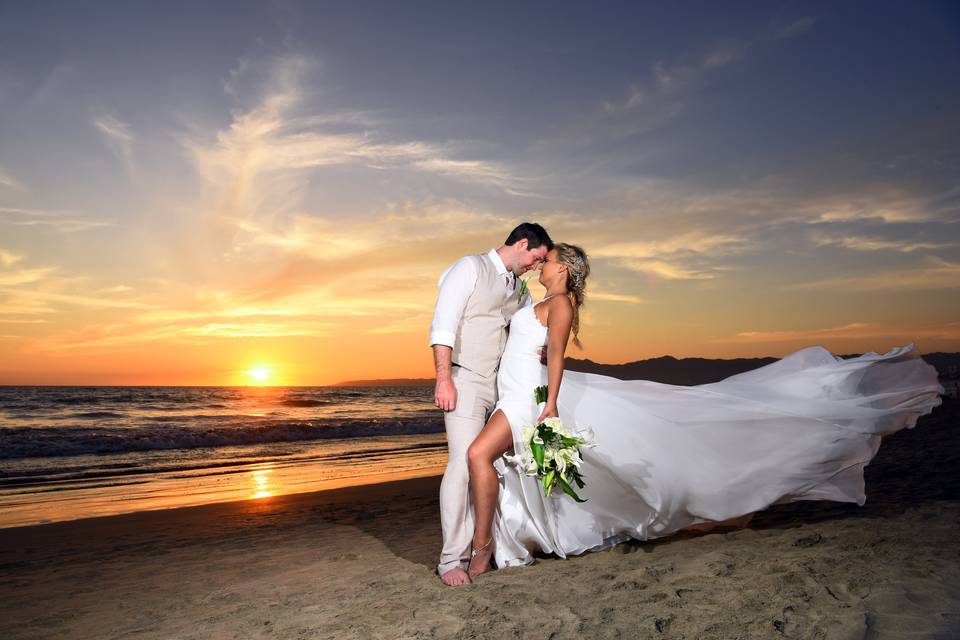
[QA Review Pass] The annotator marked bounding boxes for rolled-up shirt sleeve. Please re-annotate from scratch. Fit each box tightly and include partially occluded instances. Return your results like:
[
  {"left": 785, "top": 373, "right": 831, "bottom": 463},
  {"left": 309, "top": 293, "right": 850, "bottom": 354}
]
[{"left": 429, "top": 256, "right": 478, "bottom": 348}]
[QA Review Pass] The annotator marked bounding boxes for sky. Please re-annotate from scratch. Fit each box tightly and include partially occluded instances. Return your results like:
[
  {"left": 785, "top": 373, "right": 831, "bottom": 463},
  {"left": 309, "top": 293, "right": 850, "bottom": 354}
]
[{"left": 1, "top": 0, "right": 958, "bottom": 385}]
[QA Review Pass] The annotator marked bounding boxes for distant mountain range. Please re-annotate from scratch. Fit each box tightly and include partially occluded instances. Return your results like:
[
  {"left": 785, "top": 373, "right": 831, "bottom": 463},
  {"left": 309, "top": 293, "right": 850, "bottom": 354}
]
[{"left": 333, "top": 351, "right": 960, "bottom": 387}]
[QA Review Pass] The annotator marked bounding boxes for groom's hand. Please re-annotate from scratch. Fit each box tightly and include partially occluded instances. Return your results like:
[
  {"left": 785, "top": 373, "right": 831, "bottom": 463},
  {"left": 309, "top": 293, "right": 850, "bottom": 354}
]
[
  {"left": 435, "top": 379, "right": 457, "bottom": 412},
  {"left": 538, "top": 346, "right": 548, "bottom": 365}
]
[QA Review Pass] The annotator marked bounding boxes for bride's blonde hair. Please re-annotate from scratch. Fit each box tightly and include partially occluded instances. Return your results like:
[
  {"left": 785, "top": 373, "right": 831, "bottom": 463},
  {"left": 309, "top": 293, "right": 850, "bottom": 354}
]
[{"left": 554, "top": 243, "right": 590, "bottom": 348}]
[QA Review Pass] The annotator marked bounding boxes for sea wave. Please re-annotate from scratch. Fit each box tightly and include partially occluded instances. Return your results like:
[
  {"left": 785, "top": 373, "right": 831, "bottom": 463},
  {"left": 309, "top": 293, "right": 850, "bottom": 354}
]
[
  {"left": 280, "top": 399, "right": 332, "bottom": 407},
  {"left": 0, "top": 417, "right": 445, "bottom": 459}
]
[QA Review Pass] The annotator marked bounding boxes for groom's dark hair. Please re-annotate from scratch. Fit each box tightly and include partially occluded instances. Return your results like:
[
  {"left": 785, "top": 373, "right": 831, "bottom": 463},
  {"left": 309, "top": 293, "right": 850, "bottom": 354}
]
[{"left": 504, "top": 222, "right": 553, "bottom": 251}]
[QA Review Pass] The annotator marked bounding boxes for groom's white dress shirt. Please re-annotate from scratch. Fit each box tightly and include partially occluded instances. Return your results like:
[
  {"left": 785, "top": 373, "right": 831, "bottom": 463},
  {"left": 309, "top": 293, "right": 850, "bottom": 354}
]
[{"left": 429, "top": 248, "right": 519, "bottom": 350}]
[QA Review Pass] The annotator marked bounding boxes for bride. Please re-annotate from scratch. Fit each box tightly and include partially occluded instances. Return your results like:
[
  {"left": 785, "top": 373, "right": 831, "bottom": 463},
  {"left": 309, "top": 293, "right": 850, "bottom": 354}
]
[{"left": 465, "top": 243, "right": 944, "bottom": 578}]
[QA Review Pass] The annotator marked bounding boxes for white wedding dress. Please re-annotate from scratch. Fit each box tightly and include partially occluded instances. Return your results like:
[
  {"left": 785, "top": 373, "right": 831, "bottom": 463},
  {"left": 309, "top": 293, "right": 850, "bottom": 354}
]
[{"left": 489, "top": 299, "right": 944, "bottom": 569}]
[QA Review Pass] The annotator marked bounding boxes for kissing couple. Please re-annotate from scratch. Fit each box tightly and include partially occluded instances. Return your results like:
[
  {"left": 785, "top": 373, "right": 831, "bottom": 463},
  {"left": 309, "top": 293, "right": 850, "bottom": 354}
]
[{"left": 428, "top": 222, "right": 942, "bottom": 586}]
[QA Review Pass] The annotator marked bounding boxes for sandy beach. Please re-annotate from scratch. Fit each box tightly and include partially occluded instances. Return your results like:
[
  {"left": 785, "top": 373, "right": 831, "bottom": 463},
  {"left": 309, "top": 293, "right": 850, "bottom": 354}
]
[{"left": 2, "top": 398, "right": 957, "bottom": 640}]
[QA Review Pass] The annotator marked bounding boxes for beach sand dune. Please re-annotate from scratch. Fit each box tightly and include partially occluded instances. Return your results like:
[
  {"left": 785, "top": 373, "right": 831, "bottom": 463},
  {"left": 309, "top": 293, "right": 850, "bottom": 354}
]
[{"left": 2, "top": 399, "right": 958, "bottom": 639}]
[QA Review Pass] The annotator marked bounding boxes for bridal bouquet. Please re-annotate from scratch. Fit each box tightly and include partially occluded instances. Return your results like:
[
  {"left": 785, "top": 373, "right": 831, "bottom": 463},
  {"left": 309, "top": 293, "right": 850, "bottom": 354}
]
[{"left": 503, "top": 386, "right": 595, "bottom": 502}]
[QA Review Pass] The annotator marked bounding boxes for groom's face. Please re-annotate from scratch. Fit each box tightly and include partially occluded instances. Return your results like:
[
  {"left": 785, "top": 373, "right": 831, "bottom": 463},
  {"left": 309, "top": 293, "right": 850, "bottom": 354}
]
[{"left": 515, "top": 243, "right": 549, "bottom": 275}]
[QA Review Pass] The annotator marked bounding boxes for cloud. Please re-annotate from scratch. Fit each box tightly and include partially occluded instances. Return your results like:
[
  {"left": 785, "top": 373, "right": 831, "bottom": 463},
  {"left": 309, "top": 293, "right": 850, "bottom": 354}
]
[
  {"left": 712, "top": 322, "right": 873, "bottom": 343},
  {"left": 710, "top": 320, "right": 959, "bottom": 344},
  {"left": 94, "top": 114, "right": 133, "bottom": 145},
  {"left": 0, "top": 250, "right": 158, "bottom": 338},
  {"left": 600, "top": 16, "right": 817, "bottom": 135},
  {"left": 810, "top": 206, "right": 933, "bottom": 224},
  {"left": 0, "top": 167, "right": 22, "bottom": 190},
  {"left": 0, "top": 250, "right": 23, "bottom": 266},
  {"left": 188, "top": 54, "right": 531, "bottom": 216},
  {"left": 0, "top": 207, "right": 111, "bottom": 232},
  {"left": 787, "top": 255, "right": 960, "bottom": 292},
  {"left": 0, "top": 267, "right": 56, "bottom": 286},
  {"left": 94, "top": 114, "right": 135, "bottom": 172},
  {"left": 594, "top": 232, "right": 750, "bottom": 260},
  {"left": 810, "top": 233, "right": 956, "bottom": 253},
  {"left": 603, "top": 34, "right": 769, "bottom": 115},
  {"left": 774, "top": 16, "right": 817, "bottom": 40},
  {"left": 589, "top": 292, "right": 647, "bottom": 304}
]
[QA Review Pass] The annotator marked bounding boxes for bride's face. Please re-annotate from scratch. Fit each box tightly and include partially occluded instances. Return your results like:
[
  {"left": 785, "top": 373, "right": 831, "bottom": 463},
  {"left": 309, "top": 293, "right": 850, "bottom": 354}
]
[{"left": 537, "top": 249, "right": 566, "bottom": 287}]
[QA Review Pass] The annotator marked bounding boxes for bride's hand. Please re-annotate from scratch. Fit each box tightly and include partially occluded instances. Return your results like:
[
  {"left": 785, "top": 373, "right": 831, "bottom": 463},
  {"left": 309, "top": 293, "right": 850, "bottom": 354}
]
[{"left": 536, "top": 403, "right": 558, "bottom": 423}]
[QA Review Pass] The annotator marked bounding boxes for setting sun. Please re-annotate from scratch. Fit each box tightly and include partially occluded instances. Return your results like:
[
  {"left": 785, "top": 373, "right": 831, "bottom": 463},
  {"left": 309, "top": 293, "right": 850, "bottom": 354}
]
[{"left": 246, "top": 367, "right": 272, "bottom": 384}]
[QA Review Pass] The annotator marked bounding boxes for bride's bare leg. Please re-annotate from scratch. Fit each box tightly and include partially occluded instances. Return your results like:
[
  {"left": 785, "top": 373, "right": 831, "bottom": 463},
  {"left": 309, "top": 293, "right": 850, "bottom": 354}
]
[{"left": 466, "top": 410, "right": 513, "bottom": 578}]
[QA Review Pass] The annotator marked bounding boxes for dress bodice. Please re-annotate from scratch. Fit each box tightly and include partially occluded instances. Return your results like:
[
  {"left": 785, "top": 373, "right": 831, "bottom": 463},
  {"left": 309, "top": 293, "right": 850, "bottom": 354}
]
[{"left": 501, "top": 300, "right": 549, "bottom": 361}]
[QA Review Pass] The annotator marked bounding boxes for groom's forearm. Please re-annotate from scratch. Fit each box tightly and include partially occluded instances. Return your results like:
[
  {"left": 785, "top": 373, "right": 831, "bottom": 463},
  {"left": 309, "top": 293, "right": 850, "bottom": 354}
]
[
  {"left": 432, "top": 345, "right": 453, "bottom": 382},
  {"left": 432, "top": 345, "right": 457, "bottom": 411}
]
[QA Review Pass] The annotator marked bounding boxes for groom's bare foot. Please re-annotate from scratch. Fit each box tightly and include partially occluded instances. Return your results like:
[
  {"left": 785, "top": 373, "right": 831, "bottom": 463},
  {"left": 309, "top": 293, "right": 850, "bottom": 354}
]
[
  {"left": 467, "top": 540, "right": 494, "bottom": 578},
  {"left": 440, "top": 567, "right": 471, "bottom": 586}
]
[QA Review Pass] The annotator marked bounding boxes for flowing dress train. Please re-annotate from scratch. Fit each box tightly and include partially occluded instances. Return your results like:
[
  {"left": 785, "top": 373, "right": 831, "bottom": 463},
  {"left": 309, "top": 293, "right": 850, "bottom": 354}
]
[{"left": 489, "top": 300, "right": 944, "bottom": 568}]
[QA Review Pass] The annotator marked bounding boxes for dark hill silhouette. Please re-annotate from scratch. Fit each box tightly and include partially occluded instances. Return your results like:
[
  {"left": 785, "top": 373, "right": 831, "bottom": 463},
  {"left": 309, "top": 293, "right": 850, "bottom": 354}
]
[
  {"left": 334, "top": 352, "right": 959, "bottom": 388},
  {"left": 566, "top": 351, "right": 959, "bottom": 386}
]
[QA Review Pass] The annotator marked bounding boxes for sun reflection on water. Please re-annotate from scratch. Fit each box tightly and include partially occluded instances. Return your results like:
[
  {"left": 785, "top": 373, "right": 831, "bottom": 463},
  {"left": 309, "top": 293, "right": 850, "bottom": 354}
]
[{"left": 251, "top": 467, "right": 274, "bottom": 499}]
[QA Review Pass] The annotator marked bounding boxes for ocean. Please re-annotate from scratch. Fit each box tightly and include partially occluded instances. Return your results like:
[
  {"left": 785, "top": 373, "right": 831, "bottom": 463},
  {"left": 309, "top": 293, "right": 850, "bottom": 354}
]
[{"left": 0, "top": 386, "right": 446, "bottom": 528}]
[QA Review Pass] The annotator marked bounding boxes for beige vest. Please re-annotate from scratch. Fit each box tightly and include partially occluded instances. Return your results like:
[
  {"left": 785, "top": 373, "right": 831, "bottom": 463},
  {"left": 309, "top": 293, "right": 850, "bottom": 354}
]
[{"left": 451, "top": 253, "right": 523, "bottom": 378}]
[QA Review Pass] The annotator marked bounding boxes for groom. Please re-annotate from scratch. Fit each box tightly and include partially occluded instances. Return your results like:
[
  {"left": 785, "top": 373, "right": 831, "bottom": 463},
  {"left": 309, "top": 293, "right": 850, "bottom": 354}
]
[{"left": 429, "top": 222, "right": 553, "bottom": 586}]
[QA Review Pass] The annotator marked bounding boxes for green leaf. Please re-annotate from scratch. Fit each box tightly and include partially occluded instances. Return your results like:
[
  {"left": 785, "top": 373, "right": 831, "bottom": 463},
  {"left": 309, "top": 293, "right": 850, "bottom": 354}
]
[
  {"left": 516, "top": 278, "right": 529, "bottom": 304},
  {"left": 531, "top": 442, "right": 544, "bottom": 468},
  {"left": 533, "top": 385, "right": 548, "bottom": 404},
  {"left": 542, "top": 469, "right": 556, "bottom": 495},
  {"left": 558, "top": 475, "right": 587, "bottom": 502}
]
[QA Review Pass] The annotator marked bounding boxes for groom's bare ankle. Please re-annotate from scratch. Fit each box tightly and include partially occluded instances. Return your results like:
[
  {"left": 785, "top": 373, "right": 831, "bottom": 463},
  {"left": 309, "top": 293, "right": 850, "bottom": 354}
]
[{"left": 440, "top": 566, "right": 471, "bottom": 586}]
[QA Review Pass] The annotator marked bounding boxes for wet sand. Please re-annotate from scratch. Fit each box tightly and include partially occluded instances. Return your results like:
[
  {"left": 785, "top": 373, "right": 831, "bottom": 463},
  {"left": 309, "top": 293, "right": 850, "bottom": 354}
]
[{"left": 1, "top": 399, "right": 958, "bottom": 639}]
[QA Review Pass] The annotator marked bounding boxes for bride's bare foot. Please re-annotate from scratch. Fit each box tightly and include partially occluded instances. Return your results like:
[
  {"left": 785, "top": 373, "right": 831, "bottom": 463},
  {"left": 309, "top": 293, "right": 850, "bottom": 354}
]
[
  {"left": 440, "top": 566, "right": 471, "bottom": 586},
  {"left": 467, "top": 538, "right": 494, "bottom": 578}
]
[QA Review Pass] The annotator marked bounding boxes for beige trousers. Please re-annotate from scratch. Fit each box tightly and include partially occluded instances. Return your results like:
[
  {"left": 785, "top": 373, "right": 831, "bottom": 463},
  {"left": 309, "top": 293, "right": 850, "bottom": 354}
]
[{"left": 437, "top": 365, "right": 497, "bottom": 576}]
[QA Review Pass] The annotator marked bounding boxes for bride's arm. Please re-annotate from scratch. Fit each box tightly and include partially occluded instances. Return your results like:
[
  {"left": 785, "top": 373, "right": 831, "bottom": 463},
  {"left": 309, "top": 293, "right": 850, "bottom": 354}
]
[{"left": 537, "top": 296, "right": 573, "bottom": 422}]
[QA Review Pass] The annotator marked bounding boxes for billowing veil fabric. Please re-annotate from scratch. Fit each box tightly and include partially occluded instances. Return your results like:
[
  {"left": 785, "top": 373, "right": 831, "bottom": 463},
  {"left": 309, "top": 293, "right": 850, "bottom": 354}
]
[{"left": 489, "top": 300, "right": 944, "bottom": 569}]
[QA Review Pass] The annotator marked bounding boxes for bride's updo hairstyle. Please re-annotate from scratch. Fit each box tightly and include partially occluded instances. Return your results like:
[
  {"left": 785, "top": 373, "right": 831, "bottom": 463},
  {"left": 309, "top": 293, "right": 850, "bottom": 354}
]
[{"left": 555, "top": 242, "right": 590, "bottom": 348}]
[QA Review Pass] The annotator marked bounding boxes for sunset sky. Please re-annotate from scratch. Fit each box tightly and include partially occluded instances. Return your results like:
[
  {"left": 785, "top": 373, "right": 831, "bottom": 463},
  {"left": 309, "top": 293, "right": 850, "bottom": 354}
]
[{"left": 1, "top": 1, "right": 958, "bottom": 386}]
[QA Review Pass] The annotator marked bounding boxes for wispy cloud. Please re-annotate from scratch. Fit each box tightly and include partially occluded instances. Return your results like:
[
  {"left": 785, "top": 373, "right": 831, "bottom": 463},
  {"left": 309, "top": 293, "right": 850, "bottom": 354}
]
[
  {"left": 0, "top": 248, "right": 157, "bottom": 341},
  {"left": 710, "top": 320, "right": 960, "bottom": 344},
  {"left": 787, "top": 256, "right": 960, "bottom": 292},
  {"left": 589, "top": 292, "right": 647, "bottom": 304},
  {"left": 0, "top": 207, "right": 111, "bottom": 232},
  {"left": 188, "top": 54, "right": 532, "bottom": 218},
  {"left": 0, "top": 267, "right": 56, "bottom": 286},
  {"left": 0, "top": 166, "right": 22, "bottom": 190},
  {"left": 94, "top": 114, "right": 135, "bottom": 172},
  {"left": 588, "top": 232, "right": 746, "bottom": 282},
  {"left": 810, "top": 205, "right": 934, "bottom": 224},
  {"left": 602, "top": 16, "right": 815, "bottom": 122},
  {"left": 0, "top": 250, "right": 23, "bottom": 266},
  {"left": 712, "top": 322, "right": 873, "bottom": 343},
  {"left": 774, "top": 16, "right": 817, "bottom": 40},
  {"left": 602, "top": 41, "right": 744, "bottom": 116},
  {"left": 810, "top": 233, "right": 956, "bottom": 253}
]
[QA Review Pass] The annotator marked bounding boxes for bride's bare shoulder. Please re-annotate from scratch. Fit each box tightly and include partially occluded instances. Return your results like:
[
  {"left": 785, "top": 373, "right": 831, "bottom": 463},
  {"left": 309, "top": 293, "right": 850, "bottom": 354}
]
[{"left": 546, "top": 294, "right": 574, "bottom": 319}]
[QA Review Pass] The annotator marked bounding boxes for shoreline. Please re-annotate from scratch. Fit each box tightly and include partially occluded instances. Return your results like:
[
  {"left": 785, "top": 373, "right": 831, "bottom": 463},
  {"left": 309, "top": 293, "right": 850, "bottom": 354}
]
[
  {"left": 0, "top": 469, "right": 444, "bottom": 535},
  {"left": 1, "top": 401, "right": 957, "bottom": 639}
]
